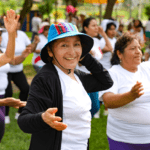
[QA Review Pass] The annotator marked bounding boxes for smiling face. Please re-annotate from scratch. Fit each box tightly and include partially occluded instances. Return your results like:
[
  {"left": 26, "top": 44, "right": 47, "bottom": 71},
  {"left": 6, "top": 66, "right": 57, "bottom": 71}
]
[
  {"left": 117, "top": 39, "right": 142, "bottom": 72},
  {"left": 84, "top": 19, "right": 98, "bottom": 37},
  {"left": 48, "top": 36, "right": 82, "bottom": 73}
]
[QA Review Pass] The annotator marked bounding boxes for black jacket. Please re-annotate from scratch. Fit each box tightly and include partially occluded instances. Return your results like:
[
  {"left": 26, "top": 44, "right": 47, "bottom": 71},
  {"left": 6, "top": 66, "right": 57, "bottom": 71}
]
[{"left": 18, "top": 54, "right": 113, "bottom": 150}]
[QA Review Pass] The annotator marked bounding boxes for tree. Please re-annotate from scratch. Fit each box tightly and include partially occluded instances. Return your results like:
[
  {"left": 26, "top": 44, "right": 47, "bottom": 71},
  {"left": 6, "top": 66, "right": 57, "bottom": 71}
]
[
  {"left": 103, "top": 0, "right": 117, "bottom": 19},
  {"left": 145, "top": 5, "right": 150, "bottom": 18},
  {"left": 19, "top": 0, "right": 33, "bottom": 28},
  {"left": 38, "top": 0, "right": 56, "bottom": 24}
]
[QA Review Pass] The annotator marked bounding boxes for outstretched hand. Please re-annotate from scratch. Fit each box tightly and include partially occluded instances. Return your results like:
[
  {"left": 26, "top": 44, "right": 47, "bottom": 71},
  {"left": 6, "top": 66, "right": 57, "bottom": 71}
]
[
  {"left": 4, "top": 97, "right": 26, "bottom": 109},
  {"left": 42, "top": 108, "right": 67, "bottom": 131},
  {"left": 4, "top": 9, "right": 20, "bottom": 34},
  {"left": 129, "top": 81, "right": 144, "bottom": 99}
]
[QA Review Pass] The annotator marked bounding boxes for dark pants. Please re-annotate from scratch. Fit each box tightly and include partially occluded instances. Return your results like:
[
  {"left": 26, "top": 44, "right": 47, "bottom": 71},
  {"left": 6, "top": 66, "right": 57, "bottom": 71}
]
[
  {"left": 0, "top": 95, "right": 5, "bottom": 142},
  {"left": 31, "top": 31, "right": 38, "bottom": 42},
  {"left": 5, "top": 71, "right": 29, "bottom": 115},
  {"left": 108, "top": 136, "right": 150, "bottom": 150}
]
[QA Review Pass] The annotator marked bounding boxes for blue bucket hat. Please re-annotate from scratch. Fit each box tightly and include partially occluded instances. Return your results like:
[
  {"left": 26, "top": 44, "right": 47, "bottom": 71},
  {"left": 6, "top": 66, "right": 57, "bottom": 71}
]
[{"left": 40, "top": 22, "right": 93, "bottom": 63}]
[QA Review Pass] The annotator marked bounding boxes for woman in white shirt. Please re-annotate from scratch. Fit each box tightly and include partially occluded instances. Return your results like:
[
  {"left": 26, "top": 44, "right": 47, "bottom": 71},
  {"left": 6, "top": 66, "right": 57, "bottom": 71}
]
[
  {"left": 32, "top": 22, "right": 49, "bottom": 72},
  {"left": 100, "top": 33, "right": 150, "bottom": 150},
  {"left": 1, "top": 18, "right": 32, "bottom": 123},
  {"left": 100, "top": 19, "right": 118, "bottom": 70},
  {"left": 76, "top": 17, "right": 112, "bottom": 117},
  {"left": 0, "top": 9, "right": 27, "bottom": 142}
]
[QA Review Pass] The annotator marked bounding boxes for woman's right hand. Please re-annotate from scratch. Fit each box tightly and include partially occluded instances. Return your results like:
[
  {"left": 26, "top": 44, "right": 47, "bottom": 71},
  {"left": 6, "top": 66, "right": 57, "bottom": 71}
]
[
  {"left": 129, "top": 81, "right": 144, "bottom": 99},
  {"left": 42, "top": 108, "right": 67, "bottom": 131},
  {"left": 4, "top": 9, "right": 20, "bottom": 34}
]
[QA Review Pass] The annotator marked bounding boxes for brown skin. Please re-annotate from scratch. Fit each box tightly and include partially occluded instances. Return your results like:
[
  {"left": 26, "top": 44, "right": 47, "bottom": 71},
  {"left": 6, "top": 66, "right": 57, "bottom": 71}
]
[
  {"left": 42, "top": 36, "right": 82, "bottom": 131},
  {"left": 103, "top": 39, "right": 144, "bottom": 109},
  {"left": 106, "top": 24, "right": 116, "bottom": 39}
]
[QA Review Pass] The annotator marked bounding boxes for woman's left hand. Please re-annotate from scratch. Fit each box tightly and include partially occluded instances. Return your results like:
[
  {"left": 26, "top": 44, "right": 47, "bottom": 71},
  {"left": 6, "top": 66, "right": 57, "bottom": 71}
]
[
  {"left": 4, "top": 97, "right": 26, "bottom": 109},
  {"left": 4, "top": 9, "right": 20, "bottom": 34}
]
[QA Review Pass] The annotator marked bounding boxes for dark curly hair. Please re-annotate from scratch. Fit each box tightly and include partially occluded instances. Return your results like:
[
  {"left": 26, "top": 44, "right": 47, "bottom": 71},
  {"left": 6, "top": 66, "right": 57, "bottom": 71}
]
[{"left": 111, "top": 33, "right": 138, "bottom": 66}]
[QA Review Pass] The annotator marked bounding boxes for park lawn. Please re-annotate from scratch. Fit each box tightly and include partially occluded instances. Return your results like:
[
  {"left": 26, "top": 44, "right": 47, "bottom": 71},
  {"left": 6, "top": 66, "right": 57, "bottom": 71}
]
[{"left": 1, "top": 64, "right": 109, "bottom": 150}]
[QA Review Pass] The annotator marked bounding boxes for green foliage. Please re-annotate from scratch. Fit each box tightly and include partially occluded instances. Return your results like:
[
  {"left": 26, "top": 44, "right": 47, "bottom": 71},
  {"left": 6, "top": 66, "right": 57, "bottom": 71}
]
[
  {"left": 0, "top": 0, "right": 24, "bottom": 15},
  {"left": 145, "top": 5, "right": 150, "bottom": 18},
  {"left": 38, "top": 0, "right": 56, "bottom": 16}
]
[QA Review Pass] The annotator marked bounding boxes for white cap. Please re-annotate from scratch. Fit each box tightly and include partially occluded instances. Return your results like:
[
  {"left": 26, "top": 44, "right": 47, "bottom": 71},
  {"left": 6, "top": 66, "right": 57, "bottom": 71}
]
[{"left": 101, "top": 19, "right": 119, "bottom": 32}]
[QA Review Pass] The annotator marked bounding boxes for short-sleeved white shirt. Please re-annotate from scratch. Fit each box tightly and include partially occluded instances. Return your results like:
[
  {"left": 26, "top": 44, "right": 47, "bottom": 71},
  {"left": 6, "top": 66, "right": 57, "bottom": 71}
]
[
  {"left": 54, "top": 65, "right": 91, "bottom": 150},
  {"left": 1, "top": 30, "right": 31, "bottom": 72},
  {"left": 100, "top": 37, "right": 116, "bottom": 70},
  {"left": 146, "top": 21, "right": 150, "bottom": 31},
  {"left": 31, "top": 17, "right": 42, "bottom": 32},
  {"left": 76, "top": 37, "right": 104, "bottom": 73},
  {"left": 0, "top": 63, "right": 10, "bottom": 95},
  {"left": 32, "top": 34, "right": 47, "bottom": 67},
  {"left": 99, "top": 62, "right": 150, "bottom": 144}
]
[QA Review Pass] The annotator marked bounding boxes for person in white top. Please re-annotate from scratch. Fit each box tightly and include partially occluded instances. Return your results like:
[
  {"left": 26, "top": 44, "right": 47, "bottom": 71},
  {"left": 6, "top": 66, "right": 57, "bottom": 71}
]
[
  {"left": 100, "top": 19, "right": 118, "bottom": 70},
  {"left": 100, "top": 33, "right": 150, "bottom": 150},
  {"left": 0, "top": 9, "right": 27, "bottom": 143},
  {"left": 76, "top": 17, "right": 113, "bottom": 118},
  {"left": 17, "top": 22, "right": 113, "bottom": 150},
  {"left": 31, "top": 12, "right": 42, "bottom": 42},
  {"left": 1, "top": 17, "right": 32, "bottom": 123},
  {"left": 32, "top": 22, "right": 49, "bottom": 72}
]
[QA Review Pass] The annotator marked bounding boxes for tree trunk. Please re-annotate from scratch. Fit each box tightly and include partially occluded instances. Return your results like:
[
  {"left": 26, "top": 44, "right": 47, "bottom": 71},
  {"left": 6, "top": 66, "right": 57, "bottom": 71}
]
[
  {"left": 103, "top": 0, "right": 117, "bottom": 19},
  {"left": 19, "top": 0, "right": 33, "bottom": 28}
]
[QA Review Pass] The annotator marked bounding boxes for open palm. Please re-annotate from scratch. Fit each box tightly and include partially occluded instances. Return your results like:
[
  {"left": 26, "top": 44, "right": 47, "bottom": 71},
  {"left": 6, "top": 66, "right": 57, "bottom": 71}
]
[{"left": 4, "top": 9, "right": 20, "bottom": 34}]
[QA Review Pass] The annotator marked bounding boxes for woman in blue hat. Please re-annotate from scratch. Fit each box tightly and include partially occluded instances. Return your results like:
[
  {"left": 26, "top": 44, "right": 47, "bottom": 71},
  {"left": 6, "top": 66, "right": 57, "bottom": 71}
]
[{"left": 18, "top": 22, "right": 113, "bottom": 150}]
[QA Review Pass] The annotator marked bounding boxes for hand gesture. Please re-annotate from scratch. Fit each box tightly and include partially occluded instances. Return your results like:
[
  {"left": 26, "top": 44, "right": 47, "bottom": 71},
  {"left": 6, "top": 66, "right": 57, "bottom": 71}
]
[
  {"left": 42, "top": 108, "right": 67, "bottom": 131},
  {"left": 4, "top": 97, "right": 26, "bottom": 109},
  {"left": 22, "top": 45, "right": 32, "bottom": 58},
  {"left": 4, "top": 9, "right": 20, "bottom": 34},
  {"left": 98, "top": 26, "right": 105, "bottom": 36},
  {"left": 129, "top": 81, "right": 144, "bottom": 99}
]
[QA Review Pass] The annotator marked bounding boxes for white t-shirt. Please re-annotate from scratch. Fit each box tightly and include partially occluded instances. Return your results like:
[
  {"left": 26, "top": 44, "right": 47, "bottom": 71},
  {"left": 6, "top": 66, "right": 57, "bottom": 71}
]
[
  {"left": 99, "top": 62, "right": 150, "bottom": 144},
  {"left": 76, "top": 37, "right": 104, "bottom": 73},
  {"left": 32, "top": 34, "right": 47, "bottom": 67},
  {"left": 0, "top": 63, "right": 10, "bottom": 95},
  {"left": 100, "top": 37, "right": 116, "bottom": 70},
  {"left": 54, "top": 65, "right": 91, "bottom": 150},
  {"left": 1, "top": 30, "right": 31, "bottom": 72},
  {"left": 31, "top": 17, "right": 42, "bottom": 32}
]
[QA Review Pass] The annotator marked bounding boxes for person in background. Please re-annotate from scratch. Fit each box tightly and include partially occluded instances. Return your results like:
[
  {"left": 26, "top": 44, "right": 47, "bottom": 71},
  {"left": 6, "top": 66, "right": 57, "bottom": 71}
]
[
  {"left": 78, "top": 12, "right": 86, "bottom": 32},
  {"left": 100, "top": 33, "right": 150, "bottom": 150},
  {"left": 0, "top": 9, "right": 27, "bottom": 143},
  {"left": 32, "top": 22, "right": 50, "bottom": 73},
  {"left": 17, "top": 22, "right": 113, "bottom": 150},
  {"left": 116, "top": 24, "right": 124, "bottom": 38},
  {"left": 130, "top": 19, "right": 146, "bottom": 45},
  {"left": 100, "top": 19, "right": 118, "bottom": 116},
  {"left": 1, "top": 17, "right": 32, "bottom": 124},
  {"left": 76, "top": 17, "right": 113, "bottom": 118},
  {"left": 31, "top": 12, "right": 42, "bottom": 42},
  {"left": 65, "top": 12, "right": 77, "bottom": 25},
  {"left": 145, "top": 18, "right": 150, "bottom": 41}
]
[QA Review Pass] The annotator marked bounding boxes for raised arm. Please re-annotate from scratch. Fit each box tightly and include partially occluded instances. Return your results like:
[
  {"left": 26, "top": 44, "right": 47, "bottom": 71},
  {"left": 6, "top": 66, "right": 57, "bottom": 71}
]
[
  {"left": 0, "top": 10, "right": 20, "bottom": 67},
  {"left": 76, "top": 53, "right": 113, "bottom": 93},
  {"left": 98, "top": 26, "right": 113, "bottom": 53},
  {"left": 9, "top": 45, "right": 31, "bottom": 65},
  {"left": 103, "top": 81, "right": 144, "bottom": 108}
]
